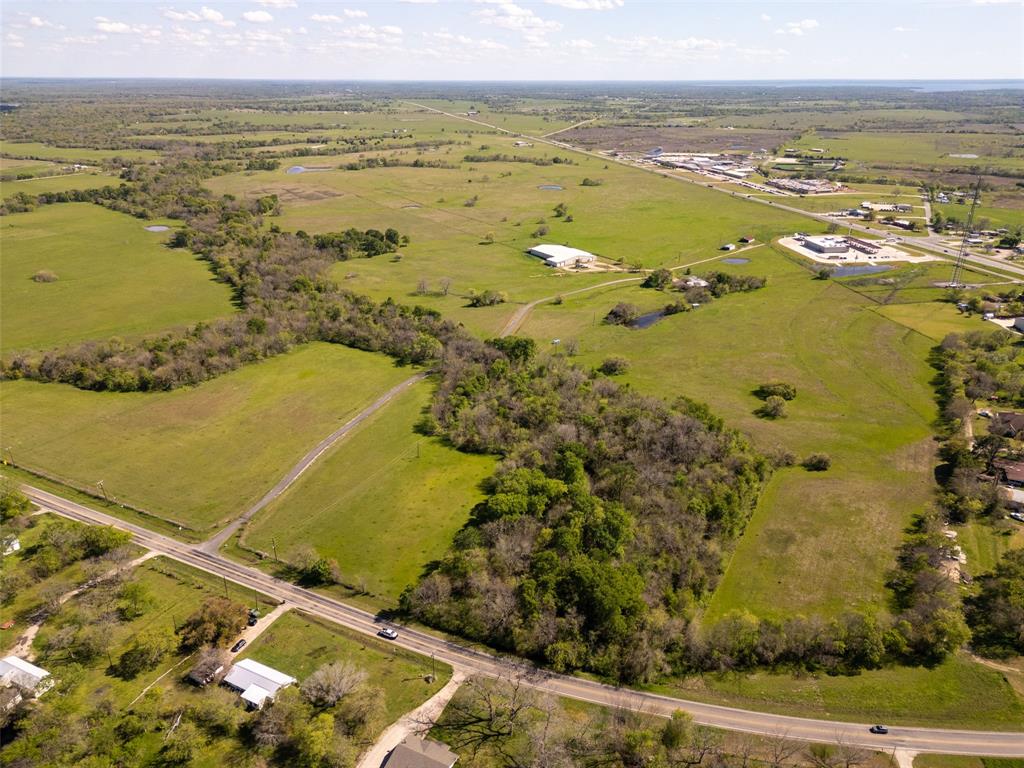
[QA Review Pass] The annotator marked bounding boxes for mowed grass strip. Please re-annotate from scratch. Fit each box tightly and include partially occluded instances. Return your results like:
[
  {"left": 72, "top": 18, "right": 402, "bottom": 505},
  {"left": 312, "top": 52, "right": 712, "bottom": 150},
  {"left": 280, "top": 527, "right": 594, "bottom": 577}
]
[
  {"left": 1, "top": 172, "right": 120, "bottom": 199},
  {"left": 238, "top": 609, "right": 451, "bottom": 725},
  {"left": 1, "top": 204, "right": 233, "bottom": 354},
  {"left": 657, "top": 653, "right": 1023, "bottom": 730},
  {"left": 0, "top": 343, "right": 413, "bottom": 530},
  {"left": 242, "top": 379, "right": 495, "bottom": 604},
  {"left": 517, "top": 247, "right": 938, "bottom": 619}
]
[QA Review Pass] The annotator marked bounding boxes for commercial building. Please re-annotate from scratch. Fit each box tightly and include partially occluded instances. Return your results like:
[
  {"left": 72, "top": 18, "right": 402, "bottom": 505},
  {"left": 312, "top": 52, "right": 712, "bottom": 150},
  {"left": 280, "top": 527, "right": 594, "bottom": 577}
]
[
  {"left": 223, "top": 658, "right": 296, "bottom": 709},
  {"left": 801, "top": 236, "right": 849, "bottom": 255},
  {"left": 846, "top": 237, "right": 882, "bottom": 255},
  {"left": 0, "top": 656, "right": 53, "bottom": 698},
  {"left": 528, "top": 244, "right": 596, "bottom": 268},
  {"left": 767, "top": 178, "right": 844, "bottom": 195}
]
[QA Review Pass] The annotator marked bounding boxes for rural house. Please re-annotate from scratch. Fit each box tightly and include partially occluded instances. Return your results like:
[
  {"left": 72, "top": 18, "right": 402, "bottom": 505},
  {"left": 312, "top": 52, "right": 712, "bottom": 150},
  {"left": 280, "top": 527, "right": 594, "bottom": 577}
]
[
  {"left": 383, "top": 736, "right": 459, "bottom": 768},
  {"left": 994, "top": 412, "right": 1024, "bottom": 438}
]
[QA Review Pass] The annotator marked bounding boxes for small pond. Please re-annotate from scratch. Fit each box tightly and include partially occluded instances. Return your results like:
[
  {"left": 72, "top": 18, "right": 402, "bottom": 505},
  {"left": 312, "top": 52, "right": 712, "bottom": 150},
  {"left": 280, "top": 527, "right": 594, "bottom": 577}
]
[
  {"left": 831, "top": 264, "right": 893, "bottom": 278},
  {"left": 286, "top": 165, "right": 331, "bottom": 174},
  {"left": 630, "top": 310, "right": 666, "bottom": 329},
  {"left": 144, "top": 225, "right": 169, "bottom": 232},
  {"left": 538, "top": 184, "right": 564, "bottom": 191},
  {"left": 722, "top": 257, "right": 749, "bottom": 264}
]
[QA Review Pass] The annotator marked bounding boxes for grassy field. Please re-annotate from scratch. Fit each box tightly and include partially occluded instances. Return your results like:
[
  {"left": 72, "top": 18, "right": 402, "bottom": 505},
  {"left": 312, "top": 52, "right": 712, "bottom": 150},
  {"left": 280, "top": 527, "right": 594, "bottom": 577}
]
[
  {"left": 0, "top": 343, "right": 413, "bottom": 531},
  {"left": 934, "top": 202, "right": 1024, "bottom": 230},
  {"left": 916, "top": 758, "right": 1024, "bottom": 768},
  {"left": 871, "top": 301, "right": 985, "bottom": 341},
  {"left": 516, "top": 246, "right": 939, "bottom": 619},
  {"left": 1, "top": 203, "right": 232, "bottom": 354},
  {"left": 658, "top": 653, "right": 1023, "bottom": 730},
  {"left": 1, "top": 171, "right": 120, "bottom": 199},
  {"left": 240, "top": 379, "right": 495, "bottom": 605},
  {"left": 1, "top": 141, "right": 161, "bottom": 163},
  {"left": 238, "top": 610, "right": 451, "bottom": 726},
  {"left": 203, "top": 125, "right": 814, "bottom": 332},
  {"left": 791, "top": 131, "right": 1024, "bottom": 172}
]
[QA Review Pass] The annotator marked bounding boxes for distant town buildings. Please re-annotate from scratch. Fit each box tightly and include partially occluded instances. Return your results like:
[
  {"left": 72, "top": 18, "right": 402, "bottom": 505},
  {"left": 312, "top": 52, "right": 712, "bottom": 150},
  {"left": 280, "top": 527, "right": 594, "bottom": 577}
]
[{"left": 766, "top": 178, "right": 844, "bottom": 195}]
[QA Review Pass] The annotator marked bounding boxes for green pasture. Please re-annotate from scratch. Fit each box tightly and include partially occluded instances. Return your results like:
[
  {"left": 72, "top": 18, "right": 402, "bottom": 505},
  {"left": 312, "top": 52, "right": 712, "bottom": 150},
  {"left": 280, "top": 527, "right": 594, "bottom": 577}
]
[
  {"left": 871, "top": 301, "right": 984, "bottom": 341},
  {"left": 517, "top": 247, "right": 938, "bottom": 619},
  {"left": 934, "top": 202, "right": 1024, "bottom": 231},
  {"left": 240, "top": 380, "right": 494, "bottom": 605},
  {"left": 791, "top": 131, "right": 1024, "bottom": 172},
  {"left": 0, "top": 343, "right": 412, "bottom": 531},
  {"left": 0, "top": 156, "right": 63, "bottom": 177},
  {"left": 1, "top": 203, "right": 232, "bottom": 354},
  {"left": 1, "top": 141, "right": 161, "bottom": 163},
  {"left": 1, "top": 171, "right": 120, "bottom": 199},
  {"left": 239, "top": 610, "right": 451, "bottom": 725},
  {"left": 660, "top": 653, "right": 1023, "bottom": 730}
]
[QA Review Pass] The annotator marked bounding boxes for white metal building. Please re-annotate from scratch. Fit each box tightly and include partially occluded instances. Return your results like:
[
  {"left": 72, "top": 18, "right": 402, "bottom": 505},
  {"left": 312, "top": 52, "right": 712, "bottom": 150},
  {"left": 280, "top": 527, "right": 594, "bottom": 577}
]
[
  {"left": 223, "top": 658, "right": 296, "bottom": 709},
  {"left": 0, "top": 656, "right": 53, "bottom": 697},
  {"left": 802, "top": 236, "right": 849, "bottom": 255},
  {"left": 528, "top": 244, "right": 596, "bottom": 268}
]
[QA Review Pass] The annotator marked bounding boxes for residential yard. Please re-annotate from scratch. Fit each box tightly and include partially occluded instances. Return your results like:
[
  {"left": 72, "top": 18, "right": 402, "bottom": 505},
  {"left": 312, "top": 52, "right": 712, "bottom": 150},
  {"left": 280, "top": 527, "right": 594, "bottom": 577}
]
[
  {"left": 518, "top": 247, "right": 939, "bottom": 619},
  {"left": 0, "top": 203, "right": 233, "bottom": 354},
  {"left": 237, "top": 610, "right": 451, "bottom": 726},
  {"left": 239, "top": 379, "right": 495, "bottom": 605},
  {"left": 658, "top": 653, "right": 1023, "bottom": 730},
  {"left": 0, "top": 343, "right": 413, "bottom": 531}
]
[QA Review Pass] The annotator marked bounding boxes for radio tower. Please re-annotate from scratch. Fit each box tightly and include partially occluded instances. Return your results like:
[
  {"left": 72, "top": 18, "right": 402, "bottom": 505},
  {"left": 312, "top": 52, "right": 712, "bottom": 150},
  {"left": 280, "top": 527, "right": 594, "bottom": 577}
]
[{"left": 949, "top": 178, "right": 981, "bottom": 288}]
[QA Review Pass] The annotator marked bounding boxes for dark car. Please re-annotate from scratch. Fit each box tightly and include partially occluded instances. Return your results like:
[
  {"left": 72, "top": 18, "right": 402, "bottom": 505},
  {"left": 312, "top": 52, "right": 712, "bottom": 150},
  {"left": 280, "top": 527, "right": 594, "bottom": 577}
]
[
  {"left": 231, "top": 638, "right": 247, "bottom": 653},
  {"left": 377, "top": 627, "right": 398, "bottom": 640},
  {"left": 247, "top": 615, "right": 259, "bottom": 626},
  {"left": 869, "top": 725, "right": 889, "bottom": 735}
]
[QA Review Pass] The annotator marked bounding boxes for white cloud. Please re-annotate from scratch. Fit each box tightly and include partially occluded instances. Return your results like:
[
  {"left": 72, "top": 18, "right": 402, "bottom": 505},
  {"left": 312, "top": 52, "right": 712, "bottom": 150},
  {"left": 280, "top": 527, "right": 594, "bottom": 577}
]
[
  {"left": 95, "top": 17, "right": 133, "bottom": 34},
  {"left": 475, "top": 2, "right": 562, "bottom": 35},
  {"left": 61, "top": 34, "right": 108, "bottom": 45},
  {"left": 759, "top": 13, "right": 771, "bottom": 22},
  {"left": 163, "top": 7, "right": 235, "bottom": 27},
  {"left": 892, "top": 25, "right": 916, "bottom": 32},
  {"left": 774, "top": 18, "right": 819, "bottom": 36},
  {"left": 381, "top": 25, "right": 403, "bottom": 34},
  {"left": 311, "top": 10, "right": 368, "bottom": 22},
  {"left": 256, "top": 0, "right": 297, "bottom": 6},
  {"left": 567, "top": 38, "right": 594, "bottom": 49},
  {"left": 243, "top": 10, "right": 274, "bottom": 23},
  {"left": 28, "top": 15, "right": 56, "bottom": 28},
  {"left": 545, "top": 0, "right": 623, "bottom": 9},
  {"left": 6, "top": 32, "right": 25, "bottom": 48},
  {"left": 604, "top": 34, "right": 735, "bottom": 60},
  {"left": 400, "top": 0, "right": 439, "bottom": 3}
]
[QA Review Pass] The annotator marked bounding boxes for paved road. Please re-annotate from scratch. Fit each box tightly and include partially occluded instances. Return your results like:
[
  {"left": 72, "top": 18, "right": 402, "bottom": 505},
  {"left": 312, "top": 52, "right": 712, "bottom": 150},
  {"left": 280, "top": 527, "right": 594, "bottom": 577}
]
[
  {"left": 201, "top": 373, "right": 427, "bottom": 552},
  {"left": 26, "top": 484, "right": 1024, "bottom": 757}
]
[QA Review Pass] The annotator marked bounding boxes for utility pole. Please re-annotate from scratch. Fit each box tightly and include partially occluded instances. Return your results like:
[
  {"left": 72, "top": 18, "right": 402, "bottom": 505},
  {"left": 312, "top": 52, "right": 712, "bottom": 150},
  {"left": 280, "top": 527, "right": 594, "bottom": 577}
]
[
  {"left": 272, "top": 537, "right": 278, "bottom": 561},
  {"left": 97, "top": 480, "right": 108, "bottom": 502},
  {"left": 222, "top": 575, "right": 229, "bottom": 598}
]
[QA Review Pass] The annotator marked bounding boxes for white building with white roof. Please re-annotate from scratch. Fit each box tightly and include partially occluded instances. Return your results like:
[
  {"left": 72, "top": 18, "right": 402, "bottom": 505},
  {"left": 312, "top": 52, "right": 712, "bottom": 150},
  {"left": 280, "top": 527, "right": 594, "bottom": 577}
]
[
  {"left": 0, "top": 656, "right": 53, "bottom": 697},
  {"left": 222, "top": 658, "right": 296, "bottom": 709},
  {"left": 527, "top": 244, "right": 596, "bottom": 268}
]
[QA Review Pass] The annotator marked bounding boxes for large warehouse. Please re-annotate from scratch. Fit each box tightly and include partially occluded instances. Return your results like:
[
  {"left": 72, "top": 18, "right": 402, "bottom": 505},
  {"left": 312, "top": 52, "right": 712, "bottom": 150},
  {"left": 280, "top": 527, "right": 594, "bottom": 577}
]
[{"left": 528, "top": 244, "right": 597, "bottom": 268}]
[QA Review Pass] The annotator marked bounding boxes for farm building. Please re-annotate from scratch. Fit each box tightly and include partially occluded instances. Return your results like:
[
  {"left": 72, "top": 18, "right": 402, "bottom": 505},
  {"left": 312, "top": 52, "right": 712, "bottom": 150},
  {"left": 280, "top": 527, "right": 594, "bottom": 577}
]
[
  {"left": 0, "top": 656, "right": 52, "bottom": 698},
  {"left": 222, "top": 658, "right": 296, "bottom": 709},
  {"left": 383, "top": 736, "right": 459, "bottom": 768},
  {"left": 994, "top": 413, "right": 1024, "bottom": 440},
  {"left": 1013, "top": 317, "right": 1024, "bottom": 333},
  {"left": 802, "top": 236, "right": 849, "bottom": 255},
  {"left": 679, "top": 276, "right": 710, "bottom": 289},
  {"left": 528, "top": 244, "right": 596, "bottom": 268}
]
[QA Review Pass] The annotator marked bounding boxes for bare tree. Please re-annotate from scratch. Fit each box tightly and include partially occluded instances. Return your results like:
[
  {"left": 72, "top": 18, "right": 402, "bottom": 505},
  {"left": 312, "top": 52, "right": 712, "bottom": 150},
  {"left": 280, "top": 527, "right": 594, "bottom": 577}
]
[
  {"left": 765, "top": 730, "right": 804, "bottom": 768},
  {"left": 301, "top": 661, "right": 368, "bottom": 707},
  {"left": 440, "top": 277, "right": 452, "bottom": 296}
]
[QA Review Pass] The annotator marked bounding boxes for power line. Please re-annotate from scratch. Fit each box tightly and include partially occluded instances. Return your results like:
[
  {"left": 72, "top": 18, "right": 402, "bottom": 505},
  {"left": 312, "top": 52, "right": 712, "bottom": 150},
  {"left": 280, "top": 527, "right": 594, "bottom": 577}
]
[{"left": 950, "top": 178, "right": 982, "bottom": 288}]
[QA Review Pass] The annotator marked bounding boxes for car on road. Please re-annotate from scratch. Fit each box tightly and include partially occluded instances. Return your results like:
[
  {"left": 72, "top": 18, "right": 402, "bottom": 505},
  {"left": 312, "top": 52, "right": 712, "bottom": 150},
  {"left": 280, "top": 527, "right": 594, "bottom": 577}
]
[
  {"left": 869, "top": 725, "right": 889, "bottom": 735},
  {"left": 231, "top": 639, "right": 247, "bottom": 653},
  {"left": 1010, "top": 512, "right": 1024, "bottom": 523},
  {"left": 377, "top": 627, "right": 398, "bottom": 640}
]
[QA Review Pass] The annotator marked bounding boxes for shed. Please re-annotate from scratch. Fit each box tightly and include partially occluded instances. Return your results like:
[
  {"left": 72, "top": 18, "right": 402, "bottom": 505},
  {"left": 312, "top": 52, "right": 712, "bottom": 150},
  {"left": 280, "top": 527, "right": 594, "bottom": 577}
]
[
  {"left": 222, "top": 658, "right": 296, "bottom": 709},
  {"left": 384, "top": 736, "right": 459, "bottom": 768},
  {"left": 527, "top": 244, "right": 596, "bottom": 268},
  {"left": 0, "top": 656, "right": 53, "bottom": 697}
]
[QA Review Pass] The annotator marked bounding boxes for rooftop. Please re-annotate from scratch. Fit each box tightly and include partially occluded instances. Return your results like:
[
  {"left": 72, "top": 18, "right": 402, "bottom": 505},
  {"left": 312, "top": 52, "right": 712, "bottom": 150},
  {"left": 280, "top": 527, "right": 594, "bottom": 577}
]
[
  {"left": 384, "top": 736, "right": 459, "bottom": 768},
  {"left": 223, "top": 658, "right": 296, "bottom": 697}
]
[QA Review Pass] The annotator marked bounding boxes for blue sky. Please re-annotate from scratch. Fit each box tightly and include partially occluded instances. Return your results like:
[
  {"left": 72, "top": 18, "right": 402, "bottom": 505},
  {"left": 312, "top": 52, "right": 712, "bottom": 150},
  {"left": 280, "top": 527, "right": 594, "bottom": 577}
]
[{"left": 2, "top": 1, "right": 1021, "bottom": 80}]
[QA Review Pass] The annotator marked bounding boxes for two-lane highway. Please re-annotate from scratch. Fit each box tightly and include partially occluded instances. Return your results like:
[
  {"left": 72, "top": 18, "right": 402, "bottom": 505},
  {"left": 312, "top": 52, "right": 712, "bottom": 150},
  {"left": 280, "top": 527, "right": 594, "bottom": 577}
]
[{"left": 24, "top": 483, "right": 1024, "bottom": 757}]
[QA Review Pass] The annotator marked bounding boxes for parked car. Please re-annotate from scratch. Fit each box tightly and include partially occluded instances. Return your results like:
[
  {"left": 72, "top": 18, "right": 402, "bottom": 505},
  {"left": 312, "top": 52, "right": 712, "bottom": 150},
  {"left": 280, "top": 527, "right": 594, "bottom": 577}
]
[
  {"left": 1010, "top": 512, "right": 1024, "bottom": 523},
  {"left": 869, "top": 725, "right": 889, "bottom": 735},
  {"left": 231, "top": 639, "right": 247, "bottom": 653},
  {"left": 247, "top": 615, "right": 259, "bottom": 626},
  {"left": 377, "top": 627, "right": 398, "bottom": 640}
]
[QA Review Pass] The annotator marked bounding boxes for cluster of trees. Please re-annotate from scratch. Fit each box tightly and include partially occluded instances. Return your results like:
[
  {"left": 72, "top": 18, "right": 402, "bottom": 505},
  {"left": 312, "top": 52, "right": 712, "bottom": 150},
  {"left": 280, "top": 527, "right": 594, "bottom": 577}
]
[
  {"left": 405, "top": 336, "right": 768, "bottom": 682},
  {"left": 342, "top": 156, "right": 457, "bottom": 171},
  {"left": 642, "top": 269, "right": 767, "bottom": 309},
  {"left": 312, "top": 227, "right": 405, "bottom": 258},
  {"left": 934, "top": 330, "right": 1024, "bottom": 521},
  {"left": 965, "top": 548, "right": 1024, "bottom": 657},
  {"left": 463, "top": 153, "right": 576, "bottom": 166},
  {"left": 754, "top": 381, "right": 797, "bottom": 420}
]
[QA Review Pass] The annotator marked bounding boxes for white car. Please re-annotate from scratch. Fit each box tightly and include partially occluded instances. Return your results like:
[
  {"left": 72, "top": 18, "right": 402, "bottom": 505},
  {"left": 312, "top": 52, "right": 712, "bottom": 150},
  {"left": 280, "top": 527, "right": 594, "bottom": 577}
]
[{"left": 377, "top": 627, "right": 398, "bottom": 640}]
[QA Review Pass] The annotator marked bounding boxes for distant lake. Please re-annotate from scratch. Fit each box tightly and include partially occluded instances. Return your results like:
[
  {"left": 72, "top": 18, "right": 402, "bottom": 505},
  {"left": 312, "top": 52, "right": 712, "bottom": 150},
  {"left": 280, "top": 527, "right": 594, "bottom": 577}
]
[
  {"left": 722, "top": 257, "right": 749, "bottom": 264},
  {"left": 286, "top": 165, "right": 331, "bottom": 174},
  {"left": 630, "top": 310, "right": 666, "bottom": 329},
  {"left": 144, "top": 225, "right": 169, "bottom": 232},
  {"left": 538, "top": 184, "right": 564, "bottom": 190}
]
